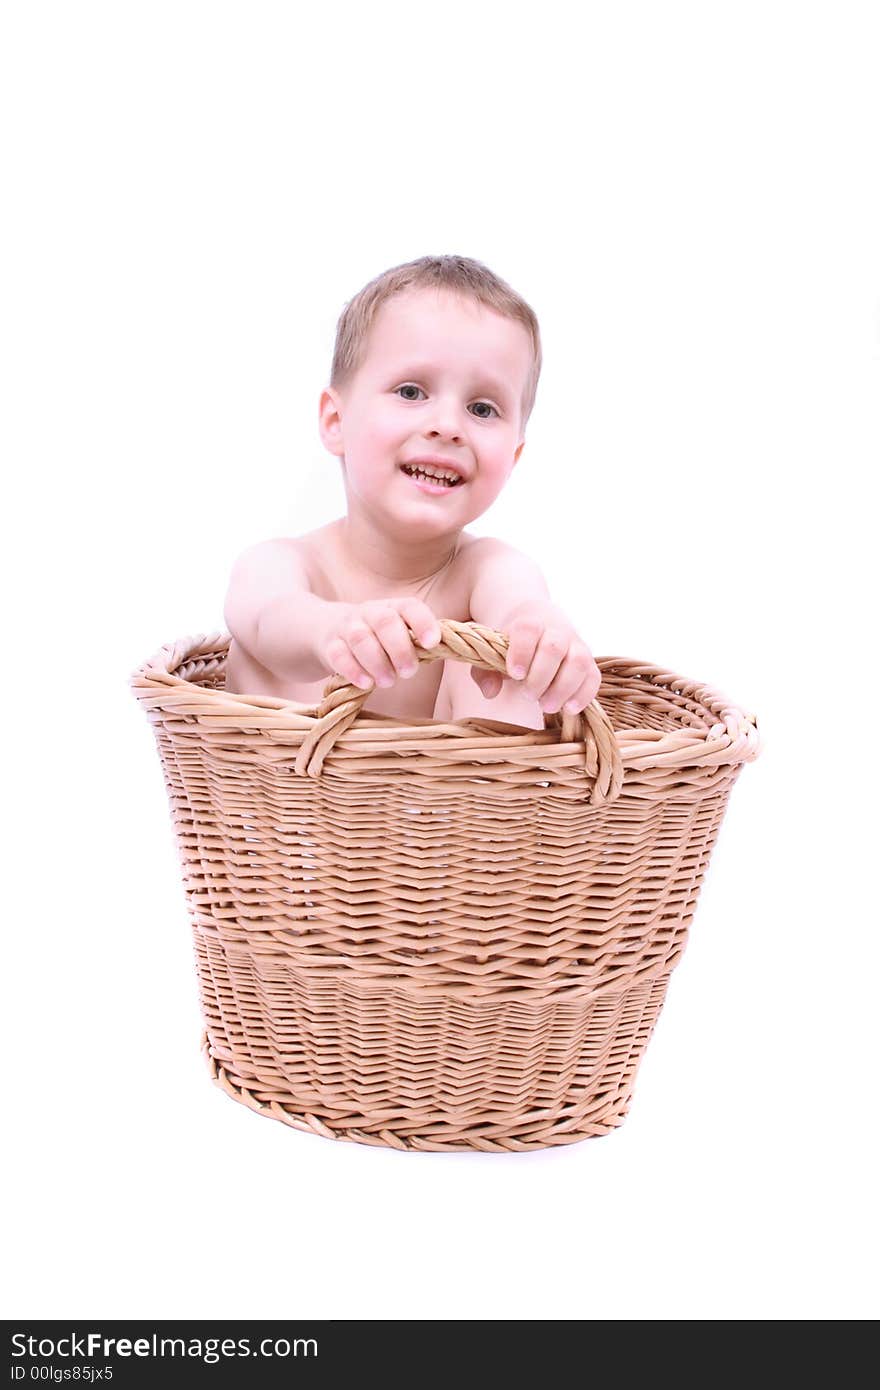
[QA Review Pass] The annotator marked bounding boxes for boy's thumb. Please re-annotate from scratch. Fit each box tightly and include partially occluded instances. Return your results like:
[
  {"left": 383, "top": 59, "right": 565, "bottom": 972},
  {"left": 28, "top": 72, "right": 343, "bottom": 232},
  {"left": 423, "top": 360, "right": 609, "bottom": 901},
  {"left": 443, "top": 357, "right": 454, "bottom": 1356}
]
[{"left": 473, "top": 669, "right": 502, "bottom": 697}]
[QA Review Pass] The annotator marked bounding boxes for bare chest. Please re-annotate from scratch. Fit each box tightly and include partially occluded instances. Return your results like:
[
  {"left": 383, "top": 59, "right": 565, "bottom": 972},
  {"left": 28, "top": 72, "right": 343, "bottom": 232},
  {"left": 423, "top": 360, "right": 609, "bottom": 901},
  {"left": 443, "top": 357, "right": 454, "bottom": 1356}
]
[{"left": 226, "top": 527, "right": 477, "bottom": 719}]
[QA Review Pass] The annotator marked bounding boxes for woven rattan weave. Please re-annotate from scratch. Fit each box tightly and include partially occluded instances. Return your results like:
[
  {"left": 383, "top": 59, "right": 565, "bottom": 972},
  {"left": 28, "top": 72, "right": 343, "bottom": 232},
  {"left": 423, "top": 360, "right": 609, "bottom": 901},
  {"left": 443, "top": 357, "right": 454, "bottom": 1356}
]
[{"left": 130, "top": 618, "right": 760, "bottom": 1152}]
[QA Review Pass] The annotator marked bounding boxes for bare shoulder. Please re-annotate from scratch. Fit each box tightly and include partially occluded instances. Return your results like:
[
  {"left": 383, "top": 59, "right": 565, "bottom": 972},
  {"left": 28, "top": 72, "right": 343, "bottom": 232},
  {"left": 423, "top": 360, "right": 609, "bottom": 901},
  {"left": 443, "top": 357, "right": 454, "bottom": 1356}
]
[
  {"left": 227, "top": 535, "right": 313, "bottom": 589},
  {"left": 223, "top": 535, "right": 314, "bottom": 648},
  {"left": 462, "top": 534, "right": 531, "bottom": 567},
  {"left": 463, "top": 534, "right": 546, "bottom": 597},
  {"left": 458, "top": 533, "right": 514, "bottom": 587}
]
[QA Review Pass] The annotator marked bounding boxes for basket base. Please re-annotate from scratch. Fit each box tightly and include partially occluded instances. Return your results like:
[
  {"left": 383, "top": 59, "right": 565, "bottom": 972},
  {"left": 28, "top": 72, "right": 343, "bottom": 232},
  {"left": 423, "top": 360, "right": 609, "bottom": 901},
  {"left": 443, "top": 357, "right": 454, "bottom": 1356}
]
[{"left": 201, "top": 1033, "right": 634, "bottom": 1153}]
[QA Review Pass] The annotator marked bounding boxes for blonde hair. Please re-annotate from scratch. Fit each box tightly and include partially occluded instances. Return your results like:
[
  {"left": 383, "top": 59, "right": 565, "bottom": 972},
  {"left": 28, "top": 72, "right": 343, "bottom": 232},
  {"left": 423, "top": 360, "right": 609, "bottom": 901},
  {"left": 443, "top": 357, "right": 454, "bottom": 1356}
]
[{"left": 329, "top": 254, "right": 542, "bottom": 431}]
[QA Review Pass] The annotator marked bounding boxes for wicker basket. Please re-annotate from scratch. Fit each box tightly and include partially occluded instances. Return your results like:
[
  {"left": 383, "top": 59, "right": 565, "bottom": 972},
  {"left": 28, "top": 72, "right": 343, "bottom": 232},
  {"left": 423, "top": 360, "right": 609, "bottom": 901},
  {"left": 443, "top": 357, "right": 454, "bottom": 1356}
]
[{"left": 130, "top": 618, "right": 760, "bottom": 1153}]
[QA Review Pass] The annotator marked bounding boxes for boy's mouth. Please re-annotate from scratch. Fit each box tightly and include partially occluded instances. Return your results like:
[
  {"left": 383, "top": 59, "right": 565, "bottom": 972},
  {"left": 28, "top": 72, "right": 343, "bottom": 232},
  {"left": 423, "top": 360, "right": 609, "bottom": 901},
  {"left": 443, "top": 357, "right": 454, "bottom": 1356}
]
[{"left": 399, "top": 463, "right": 464, "bottom": 491}]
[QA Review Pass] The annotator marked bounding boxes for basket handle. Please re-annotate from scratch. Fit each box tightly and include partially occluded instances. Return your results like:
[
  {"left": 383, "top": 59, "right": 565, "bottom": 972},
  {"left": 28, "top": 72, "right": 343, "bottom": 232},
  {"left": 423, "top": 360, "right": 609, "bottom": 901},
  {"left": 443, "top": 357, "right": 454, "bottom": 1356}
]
[{"left": 294, "top": 617, "right": 623, "bottom": 803}]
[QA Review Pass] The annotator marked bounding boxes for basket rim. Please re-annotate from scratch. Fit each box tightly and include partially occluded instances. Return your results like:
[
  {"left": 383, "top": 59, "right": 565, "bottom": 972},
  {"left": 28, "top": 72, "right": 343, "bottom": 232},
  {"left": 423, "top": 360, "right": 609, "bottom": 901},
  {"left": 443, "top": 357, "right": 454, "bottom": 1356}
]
[{"left": 129, "top": 630, "right": 761, "bottom": 775}]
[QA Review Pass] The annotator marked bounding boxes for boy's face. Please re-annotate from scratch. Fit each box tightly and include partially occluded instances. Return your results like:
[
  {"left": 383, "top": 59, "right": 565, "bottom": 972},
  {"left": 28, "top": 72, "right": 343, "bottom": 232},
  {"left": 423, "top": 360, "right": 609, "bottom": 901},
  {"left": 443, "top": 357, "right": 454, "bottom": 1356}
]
[{"left": 320, "top": 288, "right": 531, "bottom": 538}]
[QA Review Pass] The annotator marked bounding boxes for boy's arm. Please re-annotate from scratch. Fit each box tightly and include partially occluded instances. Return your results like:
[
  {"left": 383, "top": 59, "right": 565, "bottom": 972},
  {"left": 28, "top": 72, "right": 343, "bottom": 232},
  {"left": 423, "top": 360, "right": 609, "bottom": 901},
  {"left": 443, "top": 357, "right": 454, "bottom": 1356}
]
[
  {"left": 468, "top": 538, "right": 554, "bottom": 631},
  {"left": 440, "top": 539, "right": 556, "bottom": 727},
  {"left": 223, "top": 539, "right": 350, "bottom": 683}
]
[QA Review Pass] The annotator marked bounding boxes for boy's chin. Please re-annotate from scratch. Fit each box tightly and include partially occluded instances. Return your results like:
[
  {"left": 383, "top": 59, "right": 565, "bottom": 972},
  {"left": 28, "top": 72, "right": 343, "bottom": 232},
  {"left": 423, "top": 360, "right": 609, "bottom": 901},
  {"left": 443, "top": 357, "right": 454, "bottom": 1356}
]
[{"left": 387, "top": 508, "right": 465, "bottom": 532}]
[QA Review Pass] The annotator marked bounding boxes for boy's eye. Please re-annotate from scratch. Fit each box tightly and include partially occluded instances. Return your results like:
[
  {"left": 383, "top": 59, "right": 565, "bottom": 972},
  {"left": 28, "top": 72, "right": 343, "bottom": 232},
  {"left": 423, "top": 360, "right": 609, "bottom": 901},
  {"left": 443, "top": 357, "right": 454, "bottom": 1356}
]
[{"left": 394, "top": 384, "right": 498, "bottom": 418}]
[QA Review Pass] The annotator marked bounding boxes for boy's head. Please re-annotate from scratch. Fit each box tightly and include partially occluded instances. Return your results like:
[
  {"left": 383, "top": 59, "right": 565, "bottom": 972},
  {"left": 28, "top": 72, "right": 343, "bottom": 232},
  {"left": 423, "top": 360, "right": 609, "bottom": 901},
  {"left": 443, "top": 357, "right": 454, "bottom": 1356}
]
[{"left": 319, "top": 255, "right": 542, "bottom": 540}]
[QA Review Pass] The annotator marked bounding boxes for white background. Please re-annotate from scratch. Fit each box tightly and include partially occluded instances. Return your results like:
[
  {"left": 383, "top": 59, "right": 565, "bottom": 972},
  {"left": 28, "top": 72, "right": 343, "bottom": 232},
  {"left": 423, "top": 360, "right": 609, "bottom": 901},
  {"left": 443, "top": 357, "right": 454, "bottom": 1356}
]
[{"left": 2, "top": 1, "right": 877, "bottom": 1321}]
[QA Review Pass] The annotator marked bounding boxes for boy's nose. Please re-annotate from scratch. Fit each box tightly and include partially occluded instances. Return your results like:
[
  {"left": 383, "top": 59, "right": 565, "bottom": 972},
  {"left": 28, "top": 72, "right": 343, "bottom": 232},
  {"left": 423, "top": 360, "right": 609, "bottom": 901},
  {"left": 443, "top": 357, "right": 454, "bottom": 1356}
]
[
  {"left": 425, "top": 415, "right": 464, "bottom": 443},
  {"left": 424, "top": 396, "right": 468, "bottom": 441}
]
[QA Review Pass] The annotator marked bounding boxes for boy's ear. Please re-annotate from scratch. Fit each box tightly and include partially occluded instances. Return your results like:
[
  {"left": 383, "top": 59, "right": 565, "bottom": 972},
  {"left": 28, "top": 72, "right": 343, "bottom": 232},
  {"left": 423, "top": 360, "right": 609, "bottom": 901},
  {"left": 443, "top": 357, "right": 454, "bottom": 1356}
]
[{"left": 319, "top": 387, "right": 345, "bottom": 458}]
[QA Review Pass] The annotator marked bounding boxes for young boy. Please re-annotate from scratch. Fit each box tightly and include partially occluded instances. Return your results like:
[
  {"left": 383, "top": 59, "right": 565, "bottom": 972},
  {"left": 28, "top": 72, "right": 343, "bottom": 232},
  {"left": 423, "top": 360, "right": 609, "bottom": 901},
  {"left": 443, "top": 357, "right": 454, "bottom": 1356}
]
[{"left": 223, "top": 254, "right": 601, "bottom": 728}]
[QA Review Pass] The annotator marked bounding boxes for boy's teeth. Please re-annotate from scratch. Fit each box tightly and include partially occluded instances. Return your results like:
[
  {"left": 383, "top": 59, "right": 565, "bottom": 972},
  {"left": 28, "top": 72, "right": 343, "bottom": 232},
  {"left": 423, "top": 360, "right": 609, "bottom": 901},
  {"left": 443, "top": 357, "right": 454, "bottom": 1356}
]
[{"left": 404, "top": 466, "right": 457, "bottom": 486}]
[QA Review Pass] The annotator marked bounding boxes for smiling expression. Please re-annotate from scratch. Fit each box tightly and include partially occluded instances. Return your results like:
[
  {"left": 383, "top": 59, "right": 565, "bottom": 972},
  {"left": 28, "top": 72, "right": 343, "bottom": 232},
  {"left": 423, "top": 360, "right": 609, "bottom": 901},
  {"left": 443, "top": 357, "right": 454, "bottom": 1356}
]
[{"left": 319, "top": 288, "right": 532, "bottom": 533}]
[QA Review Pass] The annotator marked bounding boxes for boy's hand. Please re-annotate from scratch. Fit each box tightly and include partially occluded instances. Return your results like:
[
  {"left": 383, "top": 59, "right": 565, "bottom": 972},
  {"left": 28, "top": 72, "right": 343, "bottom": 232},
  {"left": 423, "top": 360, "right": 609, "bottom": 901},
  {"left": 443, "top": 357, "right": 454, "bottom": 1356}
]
[
  {"left": 319, "top": 597, "right": 442, "bottom": 690},
  {"left": 471, "top": 599, "right": 601, "bottom": 714}
]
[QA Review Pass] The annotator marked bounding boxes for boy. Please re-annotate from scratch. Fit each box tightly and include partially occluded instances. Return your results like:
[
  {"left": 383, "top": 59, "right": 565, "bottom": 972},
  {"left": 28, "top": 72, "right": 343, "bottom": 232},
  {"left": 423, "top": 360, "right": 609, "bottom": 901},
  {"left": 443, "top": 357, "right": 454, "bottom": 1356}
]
[{"left": 223, "top": 255, "right": 601, "bottom": 728}]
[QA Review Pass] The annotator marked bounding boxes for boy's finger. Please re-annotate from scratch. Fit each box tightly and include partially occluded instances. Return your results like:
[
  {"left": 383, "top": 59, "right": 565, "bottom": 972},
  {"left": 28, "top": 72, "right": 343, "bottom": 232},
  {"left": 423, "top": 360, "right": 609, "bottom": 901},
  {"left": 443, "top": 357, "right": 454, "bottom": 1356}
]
[
  {"left": 420, "top": 623, "right": 442, "bottom": 648},
  {"left": 563, "top": 672, "right": 602, "bottom": 713},
  {"left": 398, "top": 598, "right": 442, "bottom": 647},
  {"left": 345, "top": 662, "right": 377, "bottom": 691},
  {"left": 506, "top": 645, "right": 527, "bottom": 679},
  {"left": 522, "top": 631, "right": 570, "bottom": 699},
  {"left": 506, "top": 635, "right": 537, "bottom": 681}
]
